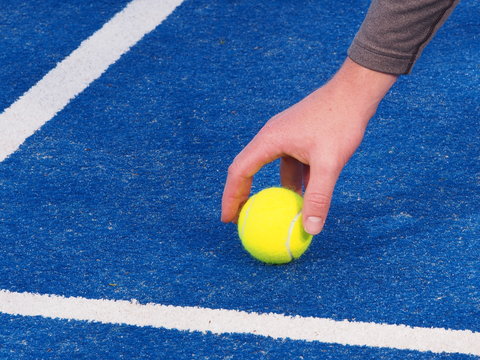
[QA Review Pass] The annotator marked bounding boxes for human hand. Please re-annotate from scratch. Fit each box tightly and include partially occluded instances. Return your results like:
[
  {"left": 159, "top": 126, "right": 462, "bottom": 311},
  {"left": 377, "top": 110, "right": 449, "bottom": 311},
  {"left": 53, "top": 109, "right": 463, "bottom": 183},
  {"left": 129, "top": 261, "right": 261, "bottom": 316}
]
[{"left": 222, "top": 58, "right": 397, "bottom": 235}]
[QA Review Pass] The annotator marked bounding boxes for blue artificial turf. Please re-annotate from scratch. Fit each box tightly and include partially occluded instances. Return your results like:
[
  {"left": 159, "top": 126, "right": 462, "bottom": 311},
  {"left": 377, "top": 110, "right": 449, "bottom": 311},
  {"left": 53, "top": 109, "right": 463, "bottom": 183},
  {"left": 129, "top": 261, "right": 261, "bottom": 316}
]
[
  {"left": 0, "top": 0, "right": 478, "bottom": 358},
  {"left": 0, "top": 313, "right": 475, "bottom": 360}
]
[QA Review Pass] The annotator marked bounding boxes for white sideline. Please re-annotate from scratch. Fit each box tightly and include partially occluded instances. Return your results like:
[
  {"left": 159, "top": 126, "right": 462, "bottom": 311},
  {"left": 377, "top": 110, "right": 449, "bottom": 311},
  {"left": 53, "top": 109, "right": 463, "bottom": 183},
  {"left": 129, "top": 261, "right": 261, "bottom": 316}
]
[
  {"left": 0, "top": 0, "right": 184, "bottom": 162},
  {"left": 0, "top": 290, "right": 479, "bottom": 355}
]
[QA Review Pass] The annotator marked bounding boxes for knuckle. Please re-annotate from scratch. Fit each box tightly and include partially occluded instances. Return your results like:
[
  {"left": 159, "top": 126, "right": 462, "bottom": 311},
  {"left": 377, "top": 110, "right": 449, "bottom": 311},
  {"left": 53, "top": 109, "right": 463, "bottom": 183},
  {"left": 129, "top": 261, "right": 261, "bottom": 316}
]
[
  {"left": 318, "top": 158, "right": 343, "bottom": 176},
  {"left": 257, "top": 131, "right": 278, "bottom": 151},
  {"left": 315, "top": 159, "right": 345, "bottom": 178},
  {"left": 306, "top": 192, "right": 331, "bottom": 209},
  {"left": 227, "top": 156, "right": 251, "bottom": 180},
  {"left": 227, "top": 160, "right": 243, "bottom": 177}
]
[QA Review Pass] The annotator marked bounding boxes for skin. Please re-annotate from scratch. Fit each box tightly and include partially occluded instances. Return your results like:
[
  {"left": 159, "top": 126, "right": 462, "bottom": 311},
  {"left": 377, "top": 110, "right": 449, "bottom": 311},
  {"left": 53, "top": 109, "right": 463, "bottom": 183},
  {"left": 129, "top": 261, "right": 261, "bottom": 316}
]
[{"left": 221, "top": 58, "right": 397, "bottom": 235}]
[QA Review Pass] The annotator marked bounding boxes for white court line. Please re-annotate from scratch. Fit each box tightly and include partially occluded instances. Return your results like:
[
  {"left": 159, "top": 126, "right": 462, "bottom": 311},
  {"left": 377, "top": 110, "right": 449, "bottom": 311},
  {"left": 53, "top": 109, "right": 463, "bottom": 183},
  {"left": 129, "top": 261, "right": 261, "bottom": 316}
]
[
  {"left": 0, "top": 290, "right": 479, "bottom": 355},
  {"left": 0, "top": 0, "right": 478, "bottom": 356},
  {"left": 0, "top": 0, "right": 184, "bottom": 162}
]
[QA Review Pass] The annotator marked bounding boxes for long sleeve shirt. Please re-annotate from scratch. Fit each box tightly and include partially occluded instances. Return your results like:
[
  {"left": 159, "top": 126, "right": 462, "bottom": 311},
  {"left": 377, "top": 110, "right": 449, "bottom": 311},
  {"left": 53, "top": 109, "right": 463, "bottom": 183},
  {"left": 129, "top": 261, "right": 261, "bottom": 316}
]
[{"left": 348, "top": 0, "right": 461, "bottom": 74}]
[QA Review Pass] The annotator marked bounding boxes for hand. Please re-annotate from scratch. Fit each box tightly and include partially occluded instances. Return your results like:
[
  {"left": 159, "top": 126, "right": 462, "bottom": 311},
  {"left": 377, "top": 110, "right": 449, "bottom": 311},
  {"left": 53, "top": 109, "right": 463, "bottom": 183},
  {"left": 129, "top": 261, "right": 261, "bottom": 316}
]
[{"left": 222, "top": 58, "right": 397, "bottom": 235}]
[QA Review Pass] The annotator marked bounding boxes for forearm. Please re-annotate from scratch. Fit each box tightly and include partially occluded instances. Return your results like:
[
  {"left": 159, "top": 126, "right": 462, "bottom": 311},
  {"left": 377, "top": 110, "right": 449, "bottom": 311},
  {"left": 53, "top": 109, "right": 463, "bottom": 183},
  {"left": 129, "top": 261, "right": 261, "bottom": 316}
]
[{"left": 348, "top": 0, "right": 460, "bottom": 75}]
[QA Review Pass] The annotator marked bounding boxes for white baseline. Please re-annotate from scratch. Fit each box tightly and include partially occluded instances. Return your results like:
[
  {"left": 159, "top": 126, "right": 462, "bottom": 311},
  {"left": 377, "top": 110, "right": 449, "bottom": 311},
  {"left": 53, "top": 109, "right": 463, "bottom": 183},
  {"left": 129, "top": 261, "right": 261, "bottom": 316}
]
[
  {"left": 0, "top": 290, "right": 479, "bottom": 355},
  {"left": 0, "top": 0, "right": 184, "bottom": 162}
]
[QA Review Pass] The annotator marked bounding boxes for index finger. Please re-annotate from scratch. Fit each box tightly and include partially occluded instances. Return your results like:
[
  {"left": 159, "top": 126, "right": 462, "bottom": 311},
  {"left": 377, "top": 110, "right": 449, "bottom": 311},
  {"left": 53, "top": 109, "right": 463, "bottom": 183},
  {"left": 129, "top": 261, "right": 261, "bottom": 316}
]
[{"left": 221, "top": 135, "right": 281, "bottom": 223}]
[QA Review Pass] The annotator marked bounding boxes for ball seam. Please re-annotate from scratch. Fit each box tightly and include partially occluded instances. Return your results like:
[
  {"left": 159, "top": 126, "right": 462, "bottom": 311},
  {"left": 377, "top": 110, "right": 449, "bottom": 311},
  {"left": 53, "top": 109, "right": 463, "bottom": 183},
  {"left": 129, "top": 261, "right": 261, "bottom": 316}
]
[
  {"left": 239, "top": 196, "right": 256, "bottom": 240},
  {"left": 285, "top": 211, "right": 302, "bottom": 261}
]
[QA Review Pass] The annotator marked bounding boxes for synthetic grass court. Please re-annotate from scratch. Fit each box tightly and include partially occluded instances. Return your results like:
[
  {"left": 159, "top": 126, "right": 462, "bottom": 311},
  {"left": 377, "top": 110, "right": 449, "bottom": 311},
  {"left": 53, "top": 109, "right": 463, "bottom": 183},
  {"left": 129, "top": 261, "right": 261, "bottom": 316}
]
[{"left": 0, "top": 0, "right": 479, "bottom": 358}]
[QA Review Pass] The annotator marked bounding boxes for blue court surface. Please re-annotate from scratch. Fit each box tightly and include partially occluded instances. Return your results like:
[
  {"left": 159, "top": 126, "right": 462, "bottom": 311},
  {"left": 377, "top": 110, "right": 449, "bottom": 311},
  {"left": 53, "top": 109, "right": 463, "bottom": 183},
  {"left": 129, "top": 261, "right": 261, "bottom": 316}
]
[{"left": 0, "top": 0, "right": 479, "bottom": 359}]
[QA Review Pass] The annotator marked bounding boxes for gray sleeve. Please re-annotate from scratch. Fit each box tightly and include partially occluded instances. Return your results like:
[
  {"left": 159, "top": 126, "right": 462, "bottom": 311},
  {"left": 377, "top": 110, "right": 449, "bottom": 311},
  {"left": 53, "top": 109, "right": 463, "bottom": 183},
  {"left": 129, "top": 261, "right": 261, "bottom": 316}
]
[{"left": 348, "top": 0, "right": 460, "bottom": 75}]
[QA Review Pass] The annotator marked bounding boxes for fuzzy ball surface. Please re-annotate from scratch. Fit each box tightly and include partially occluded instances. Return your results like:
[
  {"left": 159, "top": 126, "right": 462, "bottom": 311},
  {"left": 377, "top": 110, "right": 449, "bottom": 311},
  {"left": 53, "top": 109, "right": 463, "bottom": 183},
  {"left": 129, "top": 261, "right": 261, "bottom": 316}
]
[{"left": 237, "top": 187, "right": 313, "bottom": 264}]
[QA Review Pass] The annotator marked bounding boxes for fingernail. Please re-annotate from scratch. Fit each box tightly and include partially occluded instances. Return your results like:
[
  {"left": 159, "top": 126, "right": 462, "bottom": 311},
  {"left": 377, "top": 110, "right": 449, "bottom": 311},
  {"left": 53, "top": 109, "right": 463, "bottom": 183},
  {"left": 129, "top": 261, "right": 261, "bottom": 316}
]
[{"left": 305, "top": 216, "right": 324, "bottom": 235}]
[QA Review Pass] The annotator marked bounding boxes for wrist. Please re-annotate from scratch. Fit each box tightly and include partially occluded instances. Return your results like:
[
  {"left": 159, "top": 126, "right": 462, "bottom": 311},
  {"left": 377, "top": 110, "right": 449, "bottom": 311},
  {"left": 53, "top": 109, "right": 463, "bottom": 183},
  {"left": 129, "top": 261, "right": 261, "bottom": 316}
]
[{"left": 326, "top": 57, "right": 398, "bottom": 117}]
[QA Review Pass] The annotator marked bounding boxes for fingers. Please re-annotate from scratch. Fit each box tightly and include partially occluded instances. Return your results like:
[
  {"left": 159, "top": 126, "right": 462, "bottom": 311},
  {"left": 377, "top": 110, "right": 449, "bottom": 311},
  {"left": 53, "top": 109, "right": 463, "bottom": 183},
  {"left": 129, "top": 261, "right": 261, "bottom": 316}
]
[
  {"left": 221, "top": 134, "right": 281, "bottom": 223},
  {"left": 221, "top": 172, "right": 252, "bottom": 224},
  {"left": 302, "top": 161, "right": 341, "bottom": 235},
  {"left": 280, "top": 156, "right": 303, "bottom": 195}
]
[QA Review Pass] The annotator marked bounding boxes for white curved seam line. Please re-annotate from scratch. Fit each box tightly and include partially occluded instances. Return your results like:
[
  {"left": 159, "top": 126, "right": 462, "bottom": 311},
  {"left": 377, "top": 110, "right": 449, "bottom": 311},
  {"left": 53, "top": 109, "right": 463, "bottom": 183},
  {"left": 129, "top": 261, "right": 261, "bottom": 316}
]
[
  {"left": 285, "top": 211, "right": 302, "bottom": 260},
  {"left": 239, "top": 197, "right": 256, "bottom": 239}
]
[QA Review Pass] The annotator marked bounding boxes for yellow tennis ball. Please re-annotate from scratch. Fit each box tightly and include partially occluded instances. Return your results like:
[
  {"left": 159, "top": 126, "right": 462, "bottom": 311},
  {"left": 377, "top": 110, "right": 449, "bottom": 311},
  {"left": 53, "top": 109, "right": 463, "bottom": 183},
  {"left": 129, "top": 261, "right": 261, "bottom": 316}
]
[{"left": 237, "top": 187, "right": 313, "bottom": 264}]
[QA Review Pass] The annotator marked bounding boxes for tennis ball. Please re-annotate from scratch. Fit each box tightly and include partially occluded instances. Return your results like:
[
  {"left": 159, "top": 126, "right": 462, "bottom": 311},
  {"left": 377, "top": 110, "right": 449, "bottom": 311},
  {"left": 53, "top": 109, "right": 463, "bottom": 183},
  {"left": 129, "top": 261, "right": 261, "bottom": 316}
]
[{"left": 237, "top": 187, "right": 313, "bottom": 264}]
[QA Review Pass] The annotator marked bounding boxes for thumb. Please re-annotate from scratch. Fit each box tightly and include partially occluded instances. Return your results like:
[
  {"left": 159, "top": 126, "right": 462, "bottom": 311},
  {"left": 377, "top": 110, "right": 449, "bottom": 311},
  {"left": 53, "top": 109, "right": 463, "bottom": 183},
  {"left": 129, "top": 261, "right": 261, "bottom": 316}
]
[{"left": 302, "top": 163, "right": 340, "bottom": 235}]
